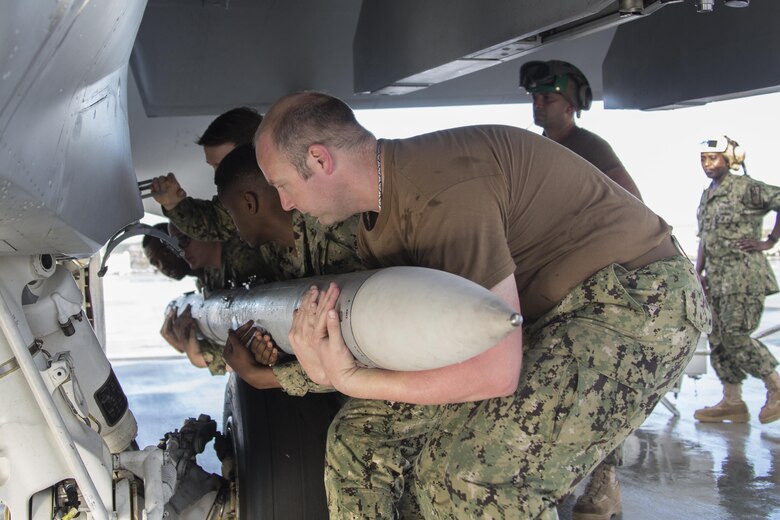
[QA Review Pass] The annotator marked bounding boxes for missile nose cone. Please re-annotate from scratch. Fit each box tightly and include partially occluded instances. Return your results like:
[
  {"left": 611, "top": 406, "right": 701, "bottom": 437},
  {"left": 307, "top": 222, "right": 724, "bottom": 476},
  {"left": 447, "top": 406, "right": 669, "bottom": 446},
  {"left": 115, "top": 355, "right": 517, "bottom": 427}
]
[{"left": 344, "top": 267, "right": 522, "bottom": 371}]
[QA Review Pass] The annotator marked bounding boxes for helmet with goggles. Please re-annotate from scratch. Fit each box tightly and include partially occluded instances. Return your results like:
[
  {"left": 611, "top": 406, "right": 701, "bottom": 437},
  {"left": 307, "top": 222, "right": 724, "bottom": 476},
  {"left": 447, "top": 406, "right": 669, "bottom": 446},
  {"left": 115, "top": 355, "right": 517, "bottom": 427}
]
[
  {"left": 699, "top": 135, "right": 746, "bottom": 171},
  {"left": 519, "top": 60, "right": 593, "bottom": 116}
]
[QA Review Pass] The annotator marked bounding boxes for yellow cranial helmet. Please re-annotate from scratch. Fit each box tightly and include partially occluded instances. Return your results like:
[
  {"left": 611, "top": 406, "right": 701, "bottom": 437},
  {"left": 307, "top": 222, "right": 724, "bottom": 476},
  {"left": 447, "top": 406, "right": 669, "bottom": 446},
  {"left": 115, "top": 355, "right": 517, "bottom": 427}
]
[{"left": 699, "top": 135, "right": 746, "bottom": 171}]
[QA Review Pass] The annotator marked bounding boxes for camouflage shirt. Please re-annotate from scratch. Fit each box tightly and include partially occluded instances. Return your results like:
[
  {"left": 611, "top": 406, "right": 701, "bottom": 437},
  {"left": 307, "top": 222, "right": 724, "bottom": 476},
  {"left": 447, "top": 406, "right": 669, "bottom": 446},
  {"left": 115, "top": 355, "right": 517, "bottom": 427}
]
[
  {"left": 195, "top": 235, "right": 278, "bottom": 296},
  {"left": 192, "top": 235, "right": 277, "bottom": 375},
  {"left": 261, "top": 212, "right": 364, "bottom": 392},
  {"left": 164, "top": 195, "right": 362, "bottom": 278},
  {"left": 697, "top": 172, "right": 780, "bottom": 297},
  {"left": 260, "top": 211, "right": 364, "bottom": 280},
  {"left": 164, "top": 196, "right": 237, "bottom": 242},
  {"left": 194, "top": 211, "right": 363, "bottom": 380}
]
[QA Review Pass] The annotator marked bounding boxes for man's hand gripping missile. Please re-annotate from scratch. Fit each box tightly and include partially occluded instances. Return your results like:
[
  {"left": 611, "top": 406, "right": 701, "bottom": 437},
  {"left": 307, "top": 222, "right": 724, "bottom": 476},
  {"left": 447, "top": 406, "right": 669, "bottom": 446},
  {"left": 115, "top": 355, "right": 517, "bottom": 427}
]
[{"left": 290, "top": 283, "right": 362, "bottom": 391}]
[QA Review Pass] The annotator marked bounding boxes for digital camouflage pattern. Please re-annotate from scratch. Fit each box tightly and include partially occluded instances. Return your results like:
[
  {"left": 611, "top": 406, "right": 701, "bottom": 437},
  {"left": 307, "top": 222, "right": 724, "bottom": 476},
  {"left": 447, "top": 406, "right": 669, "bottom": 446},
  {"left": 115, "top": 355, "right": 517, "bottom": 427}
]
[
  {"left": 259, "top": 211, "right": 364, "bottom": 281},
  {"left": 326, "top": 399, "right": 436, "bottom": 519},
  {"left": 189, "top": 210, "right": 364, "bottom": 393},
  {"left": 199, "top": 338, "right": 228, "bottom": 376},
  {"left": 164, "top": 196, "right": 237, "bottom": 242},
  {"left": 220, "top": 235, "right": 278, "bottom": 287},
  {"left": 266, "top": 212, "right": 364, "bottom": 395},
  {"left": 698, "top": 173, "right": 780, "bottom": 384},
  {"left": 194, "top": 266, "right": 220, "bottom": 297},
  {"left": 697, "top": 173, "right": 780, "bottom": 297},
  {"left": 164, "top": 196, "right": 364, "bottom": 282},
  {"left": 325, "top": 256, "right": 710, "bottom": 519},
  {"left": 194, "top": 235, "right": 277, "bottom": 296},
  {"left": 558, "top": 121, "right": 627, "bottom": 476},
  {"left": 708, "top": 293, "right": 778, "bottom": 383},
  {"left": 272, "top": 360, "right": 339, "bottom": 395}
]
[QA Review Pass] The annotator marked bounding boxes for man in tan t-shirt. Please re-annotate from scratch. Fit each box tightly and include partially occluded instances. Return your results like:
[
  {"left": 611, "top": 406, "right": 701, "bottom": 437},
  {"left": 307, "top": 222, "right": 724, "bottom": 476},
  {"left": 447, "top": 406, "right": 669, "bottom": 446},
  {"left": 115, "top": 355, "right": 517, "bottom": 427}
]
[
  {"left": 521, "top": 59, "right": 639, "bottom": 519},
  {"left": 254, "top": 91, "right": 710, "bottom": 519},
  {"left": 521, "top": 59, "right": 641, "bottom": 201}
]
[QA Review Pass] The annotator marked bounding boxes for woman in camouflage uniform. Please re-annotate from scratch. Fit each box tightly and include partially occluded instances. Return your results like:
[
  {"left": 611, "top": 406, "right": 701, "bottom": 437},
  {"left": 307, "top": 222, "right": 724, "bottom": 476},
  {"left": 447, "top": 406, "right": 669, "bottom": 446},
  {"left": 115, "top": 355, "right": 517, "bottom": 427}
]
[{"left": 694, "top": 135, "right": 780, "bottom": 424}]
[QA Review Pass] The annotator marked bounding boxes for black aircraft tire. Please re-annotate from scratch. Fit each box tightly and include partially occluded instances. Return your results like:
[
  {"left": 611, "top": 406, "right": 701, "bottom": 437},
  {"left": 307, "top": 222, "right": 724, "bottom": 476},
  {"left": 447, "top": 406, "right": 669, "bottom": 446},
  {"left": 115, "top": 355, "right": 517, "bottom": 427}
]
[{"left": 223, "top": 373, "right": 342, "bottom": 520}]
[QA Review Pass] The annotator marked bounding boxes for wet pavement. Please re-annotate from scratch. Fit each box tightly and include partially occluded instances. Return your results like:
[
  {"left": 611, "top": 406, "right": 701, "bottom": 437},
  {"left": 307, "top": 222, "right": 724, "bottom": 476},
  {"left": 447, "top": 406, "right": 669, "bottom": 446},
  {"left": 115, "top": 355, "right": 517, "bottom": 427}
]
[
  {"left": 557, "top": 370, "right": 780, "bottom": 520},
  {"left": 113, "top": 359, "right": 228, "bottom": 476},
  {"left": 560, "top": 283, "right": 780, "bottom": 520}
]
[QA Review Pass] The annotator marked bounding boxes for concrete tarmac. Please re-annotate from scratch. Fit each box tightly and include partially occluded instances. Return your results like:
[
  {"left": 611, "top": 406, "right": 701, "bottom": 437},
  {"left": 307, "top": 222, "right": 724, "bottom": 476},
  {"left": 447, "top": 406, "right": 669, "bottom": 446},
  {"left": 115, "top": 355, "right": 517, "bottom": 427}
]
[{"left": 559, "top": 286, "right": 780, "bottom": 520}]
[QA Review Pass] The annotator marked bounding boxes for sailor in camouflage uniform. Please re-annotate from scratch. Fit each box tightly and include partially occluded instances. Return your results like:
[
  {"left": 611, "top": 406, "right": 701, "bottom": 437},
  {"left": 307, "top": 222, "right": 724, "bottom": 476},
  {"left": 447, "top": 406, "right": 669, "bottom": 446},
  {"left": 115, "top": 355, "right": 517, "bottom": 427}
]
[
  {"left": 151, "top": 106, "right": 263, "bottom": 242},
  {"left": 162, "top": 210, "right": 356, "bottom": 404},
  {"left": 162, "top": 223, "right": 275, "bottom": 375},
  {"left": 213, "top": 143, "right": 433, "bottom": 517},
  {"left": 163, "top": 191, "right": 238, "bottom": 241},
  {"left": 211, "top": 144, "right": 364, "bottom": 396},
  {"left": 149, "top": 108, "right": 362, "bottom": 391},
  {"left": 225, "top": 209, "right": 365, "bottom": 396},
  {"left": 694, "top": 136, "right": 780, "bottom": 425},
  {"left": 150, "top": 107, "right": 266, "bottom": 373}
]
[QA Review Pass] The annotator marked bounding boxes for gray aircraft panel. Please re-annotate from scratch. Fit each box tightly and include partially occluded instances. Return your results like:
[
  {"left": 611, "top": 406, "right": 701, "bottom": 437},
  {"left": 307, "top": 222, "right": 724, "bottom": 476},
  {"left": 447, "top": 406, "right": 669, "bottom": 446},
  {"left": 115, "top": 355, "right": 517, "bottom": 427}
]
[{"left": 0, "top": 1, "right": 146, "bottom": 257}]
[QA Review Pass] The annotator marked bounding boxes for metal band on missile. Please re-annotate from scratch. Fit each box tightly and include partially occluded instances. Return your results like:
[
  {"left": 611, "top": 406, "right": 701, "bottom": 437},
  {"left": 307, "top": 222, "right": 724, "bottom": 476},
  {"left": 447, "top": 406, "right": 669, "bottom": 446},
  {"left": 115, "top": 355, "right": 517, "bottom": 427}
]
[{"left": 169, "top": 266, "right": 522, "bottom": 371}]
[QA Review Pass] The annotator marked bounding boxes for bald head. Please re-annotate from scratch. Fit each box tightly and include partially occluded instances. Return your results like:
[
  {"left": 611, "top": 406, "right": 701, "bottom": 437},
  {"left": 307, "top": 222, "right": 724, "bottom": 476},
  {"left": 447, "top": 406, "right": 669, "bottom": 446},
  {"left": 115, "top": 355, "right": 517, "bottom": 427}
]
[{"left": 256, "top": 91, "right": 374, "bottom": 179}]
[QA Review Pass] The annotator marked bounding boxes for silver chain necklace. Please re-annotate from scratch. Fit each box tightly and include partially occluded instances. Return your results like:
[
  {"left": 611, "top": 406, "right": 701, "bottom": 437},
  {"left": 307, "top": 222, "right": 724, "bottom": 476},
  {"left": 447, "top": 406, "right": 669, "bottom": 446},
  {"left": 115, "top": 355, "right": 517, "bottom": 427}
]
[{"left": 375, "top": 139, "right": 383, "bottom": 212}]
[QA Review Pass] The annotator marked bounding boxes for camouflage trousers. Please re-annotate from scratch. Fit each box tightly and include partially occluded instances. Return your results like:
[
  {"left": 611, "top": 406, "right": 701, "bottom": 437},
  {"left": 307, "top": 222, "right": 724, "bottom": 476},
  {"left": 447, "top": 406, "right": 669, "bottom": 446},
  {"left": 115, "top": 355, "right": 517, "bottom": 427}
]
[
  {"left": 597, "top": 444, "right": 623, "bottom": 468},
  {"left": 324, "top": 256, "right": 709, "bottom": 519},
  {"left": 708, "top": 292, "right": 779, "bottom": 384}
]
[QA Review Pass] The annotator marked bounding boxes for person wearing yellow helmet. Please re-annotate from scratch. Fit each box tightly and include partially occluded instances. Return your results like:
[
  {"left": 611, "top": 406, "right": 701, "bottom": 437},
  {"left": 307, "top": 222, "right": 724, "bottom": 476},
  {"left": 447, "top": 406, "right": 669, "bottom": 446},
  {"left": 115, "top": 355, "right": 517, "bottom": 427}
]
[{"left": 694, "top": 135, "right": 780, "bottom": 426}]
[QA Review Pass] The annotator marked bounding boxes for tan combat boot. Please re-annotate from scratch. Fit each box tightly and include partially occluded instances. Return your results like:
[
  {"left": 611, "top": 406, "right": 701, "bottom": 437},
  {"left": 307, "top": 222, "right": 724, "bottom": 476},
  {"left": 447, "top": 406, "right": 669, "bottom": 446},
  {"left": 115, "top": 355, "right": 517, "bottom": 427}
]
[
  {"left": 572, "top": 463, "right": 622, "bottom": 520},
  {"left": 694, "top": 383, "right": 749, "bottom": 423},
  {"left": 759, "top": 372, "right": 780, "bottom": 424}
]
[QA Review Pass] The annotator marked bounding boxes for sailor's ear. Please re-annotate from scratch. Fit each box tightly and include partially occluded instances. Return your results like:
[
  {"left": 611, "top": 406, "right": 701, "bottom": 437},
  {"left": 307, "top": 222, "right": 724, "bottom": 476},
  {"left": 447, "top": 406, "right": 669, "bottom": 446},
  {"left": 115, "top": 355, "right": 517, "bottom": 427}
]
[
  {"left": 307, "top": 144, "right": 334, "bottom": 176},
  {"left": 243, "top": 191, "right": 260, "bottom": 215}
]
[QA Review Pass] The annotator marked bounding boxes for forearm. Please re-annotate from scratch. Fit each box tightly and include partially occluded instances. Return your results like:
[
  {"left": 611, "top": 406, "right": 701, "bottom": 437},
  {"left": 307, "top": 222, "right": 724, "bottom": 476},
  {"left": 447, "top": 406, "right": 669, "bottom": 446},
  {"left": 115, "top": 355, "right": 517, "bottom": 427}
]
[
  {"left": 334, "top": 329, "right": 522, "bottom": 404},
  {"left": 234, "top": 365, "right": 283, "bottom": 390},
  {"left": 335, "top": 274, "right": 523, "bottom": 404},
  {"left": 164, "top": 197, "right": 236, "bottom": 241},
  {"left": 184, "top": 339, "right": 208, "bottom": 369},
  {"left": 293, "top": 274, "right": 522, "bottom": 405},
  {"left": 769, "top": 212, "right": 780, "bottom": 242},
  {"left": 695, "top": 240, "right": 706, "bottom": 275},
  {"left": 272, "top": 361, "right": 335, "bottom": 396},
  {"left": 604, "top": 166, "right": 642, "bottom": 201}
]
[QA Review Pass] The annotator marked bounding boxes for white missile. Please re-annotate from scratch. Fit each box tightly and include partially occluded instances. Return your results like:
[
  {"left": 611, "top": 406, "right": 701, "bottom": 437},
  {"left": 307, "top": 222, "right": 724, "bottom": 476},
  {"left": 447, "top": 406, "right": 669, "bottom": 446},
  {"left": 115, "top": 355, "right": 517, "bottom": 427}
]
[{"left": 169, "top": 266, "right": 522, "bottom": 371}]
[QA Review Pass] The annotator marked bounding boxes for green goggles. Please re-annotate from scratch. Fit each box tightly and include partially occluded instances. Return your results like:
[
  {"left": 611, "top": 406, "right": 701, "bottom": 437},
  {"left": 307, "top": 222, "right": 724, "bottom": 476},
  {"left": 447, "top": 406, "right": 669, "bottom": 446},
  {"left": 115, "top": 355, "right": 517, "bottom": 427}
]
[{"left": 519, "top": 61, "right": 570, "bottom": 94}]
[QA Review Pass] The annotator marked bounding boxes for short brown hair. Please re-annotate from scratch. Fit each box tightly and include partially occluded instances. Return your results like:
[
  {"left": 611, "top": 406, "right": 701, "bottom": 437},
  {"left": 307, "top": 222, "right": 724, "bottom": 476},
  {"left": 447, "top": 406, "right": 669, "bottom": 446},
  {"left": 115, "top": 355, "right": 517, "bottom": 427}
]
[{"left": 198, "top": 107, "right": 263, "bottom": 147}]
